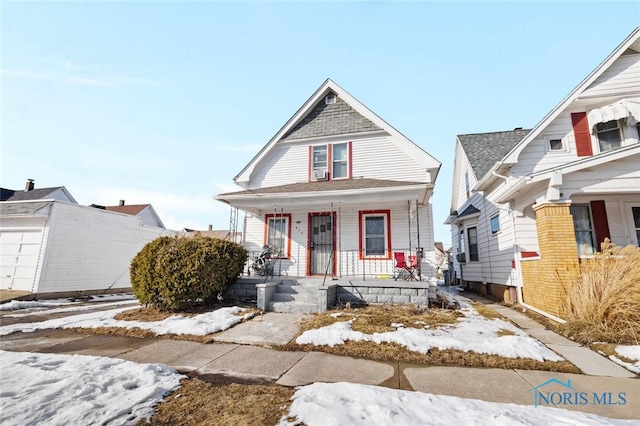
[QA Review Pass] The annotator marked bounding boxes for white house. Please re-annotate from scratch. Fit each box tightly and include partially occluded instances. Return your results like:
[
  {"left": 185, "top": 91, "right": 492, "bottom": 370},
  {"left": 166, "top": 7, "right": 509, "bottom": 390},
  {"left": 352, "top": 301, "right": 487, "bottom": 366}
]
[
  {"left": 447, "top": 28, "right": 640, "bottom": 319},
  {"left": 216, "top": 79, "right": 441, "bottom": 280},
  {"left": 1, "top": 179, "right": 76, "bottom": 203},
  {"left": 0, "top": 200, "right": 175, "bottom": 297}
]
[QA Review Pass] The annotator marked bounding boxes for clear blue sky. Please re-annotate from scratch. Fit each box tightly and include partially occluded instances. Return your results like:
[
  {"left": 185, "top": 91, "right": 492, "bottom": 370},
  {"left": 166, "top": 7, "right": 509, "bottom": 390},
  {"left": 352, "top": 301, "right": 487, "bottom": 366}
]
[{"left": 2, "top": 1, "right": 638, "bottom": 245}]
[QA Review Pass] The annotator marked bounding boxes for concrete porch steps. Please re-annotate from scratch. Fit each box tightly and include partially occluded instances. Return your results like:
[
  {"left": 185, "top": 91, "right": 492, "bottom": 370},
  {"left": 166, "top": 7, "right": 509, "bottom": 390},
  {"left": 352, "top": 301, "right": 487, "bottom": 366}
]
[{"left": 268, "top": 280, "right": 321, "bottom": 314}]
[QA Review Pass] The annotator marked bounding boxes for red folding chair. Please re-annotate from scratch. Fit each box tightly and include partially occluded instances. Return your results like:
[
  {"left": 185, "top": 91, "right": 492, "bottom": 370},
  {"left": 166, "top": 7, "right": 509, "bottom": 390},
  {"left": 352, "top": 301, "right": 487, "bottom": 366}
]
[{"left": 394, "top": 252, "right": 416, "bottom": 281}]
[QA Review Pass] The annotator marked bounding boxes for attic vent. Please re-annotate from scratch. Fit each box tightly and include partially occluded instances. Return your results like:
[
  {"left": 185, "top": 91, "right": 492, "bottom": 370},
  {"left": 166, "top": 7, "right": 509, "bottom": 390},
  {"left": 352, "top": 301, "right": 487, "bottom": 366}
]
[{"left": 325, "top": 93, "right": 337, "bottom": 105}]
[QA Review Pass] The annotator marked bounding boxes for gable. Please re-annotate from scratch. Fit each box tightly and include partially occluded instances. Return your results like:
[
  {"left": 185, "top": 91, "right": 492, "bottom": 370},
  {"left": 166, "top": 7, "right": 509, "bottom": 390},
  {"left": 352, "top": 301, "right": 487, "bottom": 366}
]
[
  {"left": 281, "top": 92, "right": 381, "bottom": 140},
  {"left": 501, "top": 28, "right": 640, "bottom": 170},
  {"left": 233, "top": 79, "right": 440, "bottom": 186}
]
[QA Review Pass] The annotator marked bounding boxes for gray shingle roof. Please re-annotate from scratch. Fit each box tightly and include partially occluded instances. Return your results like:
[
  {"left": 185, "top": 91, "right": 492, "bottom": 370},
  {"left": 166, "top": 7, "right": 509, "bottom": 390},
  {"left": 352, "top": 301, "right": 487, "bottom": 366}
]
[
  {"left": 456, "top": 204, "right": 481, "bottom": 218},
  {"left": 458, "top": 129, "right": 531, "bottom": 180},
  {"left": 0, "top": 201, "right": 53, "bottom": 215},
  {"left": 0, "top": 187, "right": 64, "bottom": 201},
  {"left": 219, "top": 178, "right": 427, "bottom": 197},
  {"left": 281, "top": 92, "right": 381, "bottom": 140}
]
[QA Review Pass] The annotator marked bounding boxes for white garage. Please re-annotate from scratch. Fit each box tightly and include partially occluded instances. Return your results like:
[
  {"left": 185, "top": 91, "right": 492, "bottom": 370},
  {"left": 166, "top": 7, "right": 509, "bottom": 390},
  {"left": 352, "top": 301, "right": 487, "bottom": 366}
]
[{"left": 0, "top": 200, "right": 175, "bottom": 297}]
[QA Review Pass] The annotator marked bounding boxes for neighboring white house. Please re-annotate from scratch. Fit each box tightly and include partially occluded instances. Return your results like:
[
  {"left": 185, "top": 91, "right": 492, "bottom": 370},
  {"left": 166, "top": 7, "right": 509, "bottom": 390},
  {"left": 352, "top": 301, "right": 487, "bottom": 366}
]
[
  {"left": 0, "top": 200, "right": 175, "bottom": 296},
  {"left": 217, "top": 79, "right": 441, "bottom": 279},
  {"left": 446, "top": 27, "right": 640, "bottom": 319}
]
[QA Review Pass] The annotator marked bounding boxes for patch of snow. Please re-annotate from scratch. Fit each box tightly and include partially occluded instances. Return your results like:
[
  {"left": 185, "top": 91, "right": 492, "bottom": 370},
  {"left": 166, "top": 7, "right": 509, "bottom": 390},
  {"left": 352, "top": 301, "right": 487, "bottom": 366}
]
[
  {"left": 611, "top": 345, "right": 640, "bottom": 374},
  {"left": 0, "top": 350, "right": 183, "bottom": 425},
  {"left": 296, "top": 304, "right": 562, "bottom": 362},
  {"left": 0, "top": 306, "right": 254, "bottom": 337},
  {"left": 391, "top": 323, "right": 404, "bottom": 328},
  {"left": 0, "top": 299, "right": 72, "bottom": 311},
  {"left": 278, "top": 382, "right": 633, "bottom": 426},
  {"left": 6, "top": 300, "right": 140, "bottom": 318}
]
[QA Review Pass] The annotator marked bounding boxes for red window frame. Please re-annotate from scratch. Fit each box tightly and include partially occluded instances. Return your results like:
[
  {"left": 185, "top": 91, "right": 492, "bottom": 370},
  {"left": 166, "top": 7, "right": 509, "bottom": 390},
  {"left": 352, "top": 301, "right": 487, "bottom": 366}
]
[
  {"left": 358, "top": 209, "right": 392, "bottom": 260},
  {"left": 309, "top": 141, "right": 352, "bottom": 181},
  {"left": 263, "top": 213, "right": 292, "bottom": 259}
]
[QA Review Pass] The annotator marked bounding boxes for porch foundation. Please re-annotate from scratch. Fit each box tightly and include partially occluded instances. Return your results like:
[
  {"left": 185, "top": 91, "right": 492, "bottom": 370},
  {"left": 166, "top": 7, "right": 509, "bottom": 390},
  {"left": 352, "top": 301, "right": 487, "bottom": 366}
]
[{"left": 520, "top": 203, "right": 580, "bottom": 318}]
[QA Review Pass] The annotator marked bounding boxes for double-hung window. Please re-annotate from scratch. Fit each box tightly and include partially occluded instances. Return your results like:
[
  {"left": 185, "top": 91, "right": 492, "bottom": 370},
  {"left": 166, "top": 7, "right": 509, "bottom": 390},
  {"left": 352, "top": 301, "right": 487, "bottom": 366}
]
[
  {"left": 570, "top": 205, "right": 595, "bottom": 255},
  {"left": 467, "top": 227, "right": 479, "bottom": 262},
  {"left": 359, "top": 210, "right": 390, "bottom": 258},
  {"left": 312, "top": 146, "right": 328, "bottom": 179},
  {"left": 310, "top": 142, "right": 351, "bottom": 181},
  {"left": 332, "top": 143, "right": 348, "bottom": 179},
  {"left": 596, "top": 120, "right": 622, "bottom": 152},
  {"left": 265, "top": 214, "right": 291, "bottom": 258}
]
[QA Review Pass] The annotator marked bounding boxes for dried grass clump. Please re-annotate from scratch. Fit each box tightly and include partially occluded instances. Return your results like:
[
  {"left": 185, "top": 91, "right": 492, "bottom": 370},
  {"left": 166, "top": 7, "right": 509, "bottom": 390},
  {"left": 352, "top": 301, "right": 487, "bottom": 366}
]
[{"left": 561, "top": 240, "right": 640, "bottom": 344}]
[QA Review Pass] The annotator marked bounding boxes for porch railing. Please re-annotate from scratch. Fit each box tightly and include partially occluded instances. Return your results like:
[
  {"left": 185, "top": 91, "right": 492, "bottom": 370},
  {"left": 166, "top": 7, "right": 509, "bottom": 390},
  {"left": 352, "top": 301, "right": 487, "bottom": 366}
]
[{"left": 243, "top": 248, "right": 436, "bottom": 281}]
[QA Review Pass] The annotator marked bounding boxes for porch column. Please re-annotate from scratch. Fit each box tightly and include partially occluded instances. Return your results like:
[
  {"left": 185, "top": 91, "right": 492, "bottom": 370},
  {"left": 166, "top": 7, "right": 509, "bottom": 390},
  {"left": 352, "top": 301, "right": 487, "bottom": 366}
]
[{"left": 520, "top": 202, "right": 580, "bottom": 318}]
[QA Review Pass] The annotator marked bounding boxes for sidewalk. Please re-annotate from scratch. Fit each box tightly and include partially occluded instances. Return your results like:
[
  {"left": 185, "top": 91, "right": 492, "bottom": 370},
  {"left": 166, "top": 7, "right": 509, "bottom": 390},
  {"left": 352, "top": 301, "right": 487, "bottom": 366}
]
[{"left": 2, "top": 308, "right": 638, "bottom": 420}]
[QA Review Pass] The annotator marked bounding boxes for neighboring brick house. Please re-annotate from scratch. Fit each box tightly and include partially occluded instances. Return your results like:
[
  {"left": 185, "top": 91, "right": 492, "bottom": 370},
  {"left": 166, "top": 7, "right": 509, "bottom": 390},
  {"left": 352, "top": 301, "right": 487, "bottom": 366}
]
[
  {"left": 217, "top": 79, "right": 441, "bottom": 279},
  {"left": 447, "top": 28, "right": 640, "bottom": 319}
]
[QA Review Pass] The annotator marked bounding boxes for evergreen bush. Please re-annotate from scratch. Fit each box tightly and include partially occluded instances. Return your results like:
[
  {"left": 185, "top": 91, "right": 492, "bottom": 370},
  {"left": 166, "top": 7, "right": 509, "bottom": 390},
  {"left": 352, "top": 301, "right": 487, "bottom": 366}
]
[{"left": 130, "top": 235, "right": 248, "bottom": 311}]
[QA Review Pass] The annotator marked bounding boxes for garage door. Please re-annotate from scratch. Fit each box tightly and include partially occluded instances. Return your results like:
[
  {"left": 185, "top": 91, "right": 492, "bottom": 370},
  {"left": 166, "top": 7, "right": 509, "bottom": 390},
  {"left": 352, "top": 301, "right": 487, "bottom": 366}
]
[{"left": 0, "top": 230, "right": 43, "bottom": 291}]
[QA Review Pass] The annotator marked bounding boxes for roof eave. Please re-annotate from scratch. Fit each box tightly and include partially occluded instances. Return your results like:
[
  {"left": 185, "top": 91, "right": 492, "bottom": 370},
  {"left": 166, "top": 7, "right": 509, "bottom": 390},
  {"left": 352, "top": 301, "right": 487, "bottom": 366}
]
[{"left": 502, "top": 27, "right": 640, "bottom": 165}]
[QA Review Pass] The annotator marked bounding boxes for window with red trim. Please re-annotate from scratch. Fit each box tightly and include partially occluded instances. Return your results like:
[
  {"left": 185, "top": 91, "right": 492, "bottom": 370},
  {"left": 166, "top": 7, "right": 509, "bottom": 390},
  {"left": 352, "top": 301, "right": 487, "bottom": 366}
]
[
  {"left": 359, "top": 210, "right": 391, "bottom": 258},
  {"left": 264, "top": 214, "right": 292, "bottom": 258},
  {"left": 310, "top": 142, "right": 352, "bottom": 181}
]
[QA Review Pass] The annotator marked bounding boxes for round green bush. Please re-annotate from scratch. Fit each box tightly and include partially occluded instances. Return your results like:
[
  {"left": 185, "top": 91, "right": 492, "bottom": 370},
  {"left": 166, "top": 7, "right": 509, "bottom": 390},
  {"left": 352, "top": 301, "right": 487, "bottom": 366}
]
[{"left": 130, "top": 235, "right": 248, "bottom": 311}]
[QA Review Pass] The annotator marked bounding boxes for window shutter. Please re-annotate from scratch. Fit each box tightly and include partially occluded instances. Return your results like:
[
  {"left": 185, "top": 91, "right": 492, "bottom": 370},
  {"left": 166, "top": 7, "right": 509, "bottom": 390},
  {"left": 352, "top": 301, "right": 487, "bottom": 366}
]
[
  {"left": 571, "top": 112, "right": 593, "bottom": 157},
  {"left": 590, "top": 200, "right": 610, "bottom": 251}
]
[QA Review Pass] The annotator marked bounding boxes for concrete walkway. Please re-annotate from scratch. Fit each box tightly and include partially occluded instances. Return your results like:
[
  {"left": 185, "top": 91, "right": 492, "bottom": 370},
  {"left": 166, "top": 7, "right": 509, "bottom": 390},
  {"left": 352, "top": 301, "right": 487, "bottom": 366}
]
[
  {"left": 462, "top": 292, "right": 636, "bottom": 378},
  {"left": 1, "top": 298, "right": 639, "bottom": 420}
]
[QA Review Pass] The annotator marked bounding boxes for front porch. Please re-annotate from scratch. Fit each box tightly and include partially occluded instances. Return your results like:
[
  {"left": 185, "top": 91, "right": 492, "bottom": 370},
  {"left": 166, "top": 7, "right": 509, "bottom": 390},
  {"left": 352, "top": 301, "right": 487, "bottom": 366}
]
[{"left": 225, "top": 276, "right": 440, "bottom": 314}]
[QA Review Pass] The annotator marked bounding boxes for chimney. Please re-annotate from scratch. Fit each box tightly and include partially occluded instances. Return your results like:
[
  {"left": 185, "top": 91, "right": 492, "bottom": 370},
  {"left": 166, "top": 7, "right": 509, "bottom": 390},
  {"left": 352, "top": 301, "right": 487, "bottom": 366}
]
[
  {"left": 208, "top": 224, "right": 213, "bottom": 231},
  {"left": 119, "top": 200, "right": 125, "bottom": 206},
  {"left": 25, "top": 179, "right": 35, "bottom": 192}
]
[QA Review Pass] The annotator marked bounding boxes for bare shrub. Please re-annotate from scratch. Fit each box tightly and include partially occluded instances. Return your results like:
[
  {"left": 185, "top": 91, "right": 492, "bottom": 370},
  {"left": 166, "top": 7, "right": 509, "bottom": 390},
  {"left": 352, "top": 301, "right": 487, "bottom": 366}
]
[{"left": 561, "top": 240, "right": 640, "bottom": 344}]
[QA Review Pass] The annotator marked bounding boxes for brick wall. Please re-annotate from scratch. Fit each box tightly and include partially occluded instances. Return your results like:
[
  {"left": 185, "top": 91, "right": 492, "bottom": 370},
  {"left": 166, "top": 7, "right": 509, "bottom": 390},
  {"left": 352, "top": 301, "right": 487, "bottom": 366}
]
[{"left": 520, "top": 203, "right": 579, "bottom": 318}]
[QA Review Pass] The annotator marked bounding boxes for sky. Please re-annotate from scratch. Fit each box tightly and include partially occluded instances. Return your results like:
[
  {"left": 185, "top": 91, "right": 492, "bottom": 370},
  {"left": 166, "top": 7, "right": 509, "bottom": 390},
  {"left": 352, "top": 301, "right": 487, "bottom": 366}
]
[{"left": 2, "top": 2, "right": 639, "bottom": 245}]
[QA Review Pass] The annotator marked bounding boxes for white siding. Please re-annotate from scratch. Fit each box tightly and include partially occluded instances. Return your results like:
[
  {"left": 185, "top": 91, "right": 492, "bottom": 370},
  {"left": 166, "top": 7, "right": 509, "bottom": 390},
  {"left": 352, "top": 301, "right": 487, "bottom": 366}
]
[
  {"left": 453, "top": 148, "right": 477, "bottom": 210},
  {"left": 582, "top": 54, "right": 640, "bottom": 98},
  {"left": 351, "top": 136, "right": 430, "bottom": 183},
  {"left": 37, "top": 202, "right": 174, "bottom": 294},
  {"left": 249, "top": 134, "right": 431, "bottom": 189},
  {"left": 562, "top": 154, "right": 640, "bottom": 197},
  {"left": 243, "top": 200, "right": 436, "bottom": 279}
]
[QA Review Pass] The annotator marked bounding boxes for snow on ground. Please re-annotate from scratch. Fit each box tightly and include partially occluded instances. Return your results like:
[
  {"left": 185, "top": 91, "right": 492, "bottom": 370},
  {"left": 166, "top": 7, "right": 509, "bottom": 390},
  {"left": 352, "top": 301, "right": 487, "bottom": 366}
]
[
  {"left": 0, "top": 306, "right": 255, "bottom": 337},
  {"left": 0, "top": 299, "right": 73, "bottom": 311},
  {"left": 0, "top": 350, "right": 183, "bottom": 426},
  {"left": 610, "top": 345, "right": 640, "bottom": 374},
  {"left": 0, "top": 293, "right": 135, "bottom": 311},
  {"left": 5, "top": 300, "right": 140, "bottom": 318},
  {"left": 278, "top": 382, "right": 634, "bottom": 426},
  {"left": 296, "top": 292, "right": 563, "bottom": 362}
]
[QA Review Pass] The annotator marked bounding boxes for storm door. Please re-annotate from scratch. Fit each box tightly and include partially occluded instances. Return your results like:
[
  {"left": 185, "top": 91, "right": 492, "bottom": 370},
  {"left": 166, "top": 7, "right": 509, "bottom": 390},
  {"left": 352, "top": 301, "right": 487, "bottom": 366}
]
[{"left": 309, "top": 214, "right": 335, "bottom": 275}]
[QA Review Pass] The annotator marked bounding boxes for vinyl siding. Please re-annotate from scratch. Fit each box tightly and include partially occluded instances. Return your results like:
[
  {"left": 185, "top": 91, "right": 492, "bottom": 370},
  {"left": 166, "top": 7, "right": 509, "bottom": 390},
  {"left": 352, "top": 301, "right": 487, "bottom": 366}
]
[
  {"left": 249, "top": 134, "right": 432, "bottom": 189},
  {"left": 582, "top": 54, "right": 640, "bottom": 98},
  {"left": 37, "top": 202, "right": 174, "bottom": 293},
  {"left": 244, "top": 200, "right": 436, "bottom": 278}
]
